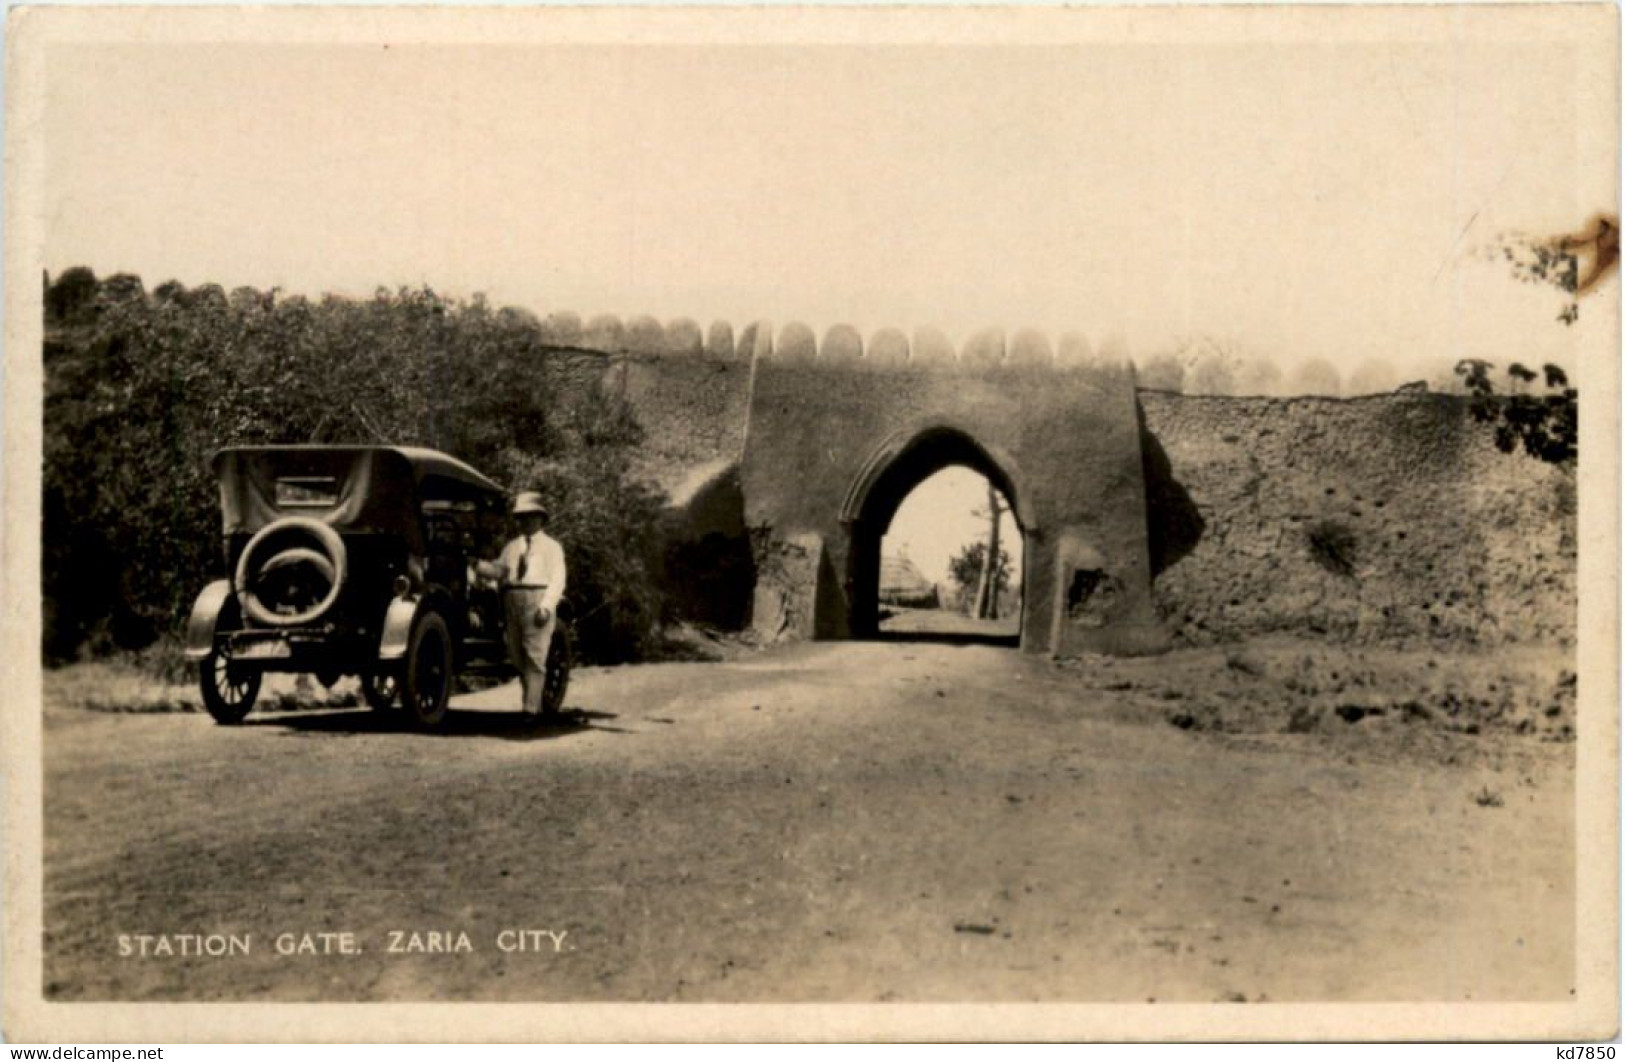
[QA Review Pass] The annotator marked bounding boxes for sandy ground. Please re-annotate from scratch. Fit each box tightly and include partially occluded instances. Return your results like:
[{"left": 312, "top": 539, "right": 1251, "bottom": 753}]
[
  {"left": 879, "top": 606, "right": 1020, "bottom": 640},
  {"left": 41, "top": 637, "right": 1574, "bottom": 1003}
]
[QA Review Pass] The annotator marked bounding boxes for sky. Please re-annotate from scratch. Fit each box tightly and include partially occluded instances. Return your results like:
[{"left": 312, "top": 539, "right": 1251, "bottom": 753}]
[
  {"left": 882, "top": 467, "right": 1022, "bottom": 593},
  {"left": 36, "top": 9, "right": 1619, "bottom": 383}
]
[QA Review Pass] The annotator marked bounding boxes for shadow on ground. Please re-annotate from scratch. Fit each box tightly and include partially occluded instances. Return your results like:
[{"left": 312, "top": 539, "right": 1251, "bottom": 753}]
[
  {"left": 868, "top": 630, "right": 1021, "bottom": 648},
  {"left": 244, "top": 706, "right": 627, "bottom": 741},
  {"left": 875, "top": 605, "right": 1021, "bottom": 647}
]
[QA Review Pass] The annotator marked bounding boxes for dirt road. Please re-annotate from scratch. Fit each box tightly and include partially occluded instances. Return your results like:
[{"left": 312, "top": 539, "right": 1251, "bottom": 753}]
[{"left": 42, "top": 639, "right": 1573, "bottom": 1002}]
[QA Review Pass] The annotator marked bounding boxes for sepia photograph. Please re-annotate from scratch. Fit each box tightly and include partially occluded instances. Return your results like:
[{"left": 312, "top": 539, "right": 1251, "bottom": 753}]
[{"left": 2, "top": 3, "right": 1619, "bottom": 1043}]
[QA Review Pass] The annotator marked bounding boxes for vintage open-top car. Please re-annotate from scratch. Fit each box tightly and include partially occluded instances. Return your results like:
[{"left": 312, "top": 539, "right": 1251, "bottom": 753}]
[{"left": 185, "top": 445, "right": 570, "bottom": 728}]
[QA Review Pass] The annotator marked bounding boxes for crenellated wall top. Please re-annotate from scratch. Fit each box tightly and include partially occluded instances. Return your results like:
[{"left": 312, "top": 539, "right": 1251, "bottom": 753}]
[{"left": 537, "top": 311, "right": 1133, "bottom": 374}]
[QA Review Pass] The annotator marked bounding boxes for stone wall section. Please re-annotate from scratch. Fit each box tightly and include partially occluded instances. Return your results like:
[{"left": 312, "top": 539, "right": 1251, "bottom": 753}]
[
  {"left": 530, "top": 314, "right": 755, "bottom": 495},
  {"left": 1138, "top": 391, "right": 1576, "bottom": 647}
]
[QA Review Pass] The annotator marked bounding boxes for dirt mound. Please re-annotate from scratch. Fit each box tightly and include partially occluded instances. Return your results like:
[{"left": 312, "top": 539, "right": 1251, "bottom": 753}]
[{"left": 1054, "top": 637, "right": 1575, "bottom": 758}]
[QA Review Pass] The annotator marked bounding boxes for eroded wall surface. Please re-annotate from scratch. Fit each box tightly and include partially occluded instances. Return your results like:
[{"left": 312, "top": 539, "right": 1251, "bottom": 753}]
[{"left": 1138, "top": 391, "right": 1576, "bottom": 647}]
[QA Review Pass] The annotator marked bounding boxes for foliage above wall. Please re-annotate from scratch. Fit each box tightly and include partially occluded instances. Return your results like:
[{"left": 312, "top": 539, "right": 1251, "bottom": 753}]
[{"left": 1454, "top": 359, "right": 1578, "bottom": 466}]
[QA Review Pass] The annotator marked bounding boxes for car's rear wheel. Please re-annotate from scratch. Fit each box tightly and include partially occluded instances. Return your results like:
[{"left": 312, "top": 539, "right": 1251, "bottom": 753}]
[
  {"left": 362, "top": 669, "right": 400, "bottom": 712},
  {"left": 200, "top": 645, "right": 260, "bottom": 725},
  {"left": 404, "top": 613, "right": 453, "bottom": 729}
]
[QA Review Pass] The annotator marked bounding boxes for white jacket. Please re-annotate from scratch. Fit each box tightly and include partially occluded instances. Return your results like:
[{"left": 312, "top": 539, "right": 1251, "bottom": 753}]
[{"left": 496, "top": 531, "right": 567, "bottom": 613}]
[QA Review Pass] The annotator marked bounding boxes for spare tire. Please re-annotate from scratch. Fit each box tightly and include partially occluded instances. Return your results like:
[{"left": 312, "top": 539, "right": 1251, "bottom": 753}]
[{"left": 236, "top": 516, "right": 348, "bottom": 627}]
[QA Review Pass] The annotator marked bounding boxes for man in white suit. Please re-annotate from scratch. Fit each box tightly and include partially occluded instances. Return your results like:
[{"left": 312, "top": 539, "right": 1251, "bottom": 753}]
[{"left": 491, "top": 491, "right": 566, "bottom": 720}]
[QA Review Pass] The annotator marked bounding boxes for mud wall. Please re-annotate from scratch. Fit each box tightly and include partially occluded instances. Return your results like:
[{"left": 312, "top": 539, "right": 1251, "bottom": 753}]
[
  {"left": 1138, "top": 390, "right": 1576, "bottom": 648},
  {"left": 527, "top": 308, "right": 1575, "bottom": 654},
  {"left": 534, "top": 313, "right": 755, "bottom": 495}
]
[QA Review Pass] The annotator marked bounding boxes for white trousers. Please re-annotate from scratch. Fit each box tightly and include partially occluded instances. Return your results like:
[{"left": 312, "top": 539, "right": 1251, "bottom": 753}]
[{"left": 504, "top": 588, "right": 556, "bottom": 715}]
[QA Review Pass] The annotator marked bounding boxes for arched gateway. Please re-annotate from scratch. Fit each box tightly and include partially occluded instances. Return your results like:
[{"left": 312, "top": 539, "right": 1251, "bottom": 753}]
[
  {"left": 737, "top": 336, "right": 1166, "bottom": 656},
  {"left": 841, "top": 424, "right": 1030, "bottom": 639}
]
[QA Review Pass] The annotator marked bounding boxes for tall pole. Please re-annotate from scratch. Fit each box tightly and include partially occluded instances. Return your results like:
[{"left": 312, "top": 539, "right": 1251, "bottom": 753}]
[
  {"left": 973, "top": 482, "right": 1003, "bottom": 620},
  {"left": 986, "top": 483, "right": 1003, "bottom": 620}
]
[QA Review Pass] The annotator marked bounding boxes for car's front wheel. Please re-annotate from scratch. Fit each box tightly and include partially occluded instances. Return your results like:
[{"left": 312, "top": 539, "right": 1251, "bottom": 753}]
[
  {"left": 199, "top": 645, "right": 261, "bottom": 725},
  {"left": 404, "top": 613, "right": 453, "bottom": 729}
]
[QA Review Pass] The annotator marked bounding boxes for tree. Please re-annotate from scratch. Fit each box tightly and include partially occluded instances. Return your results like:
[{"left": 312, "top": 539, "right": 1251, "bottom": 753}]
[
  {"left": 45, "top": 266, "right": 99, "bottom": 323},
  {"left": 1487, "top": 214, "right": 1618, "bottom": 326},
  {"left": 1454, "top": 359, "right": 1576, "bottom": 466},
  {"left": 948, "top": 540, "right": 1011, "bottom": 617},
  {"left": 1458, "top": 219, "right": 1591, "bottom": 465},
  {"left": 970, "top": 483, "right": 1010, "bottom": 619}
]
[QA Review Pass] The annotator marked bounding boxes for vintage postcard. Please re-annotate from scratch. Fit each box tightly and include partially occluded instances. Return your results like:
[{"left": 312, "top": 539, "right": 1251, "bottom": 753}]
[{"left": 3, "top": 3, "right": 1619, "bottom": 1043}]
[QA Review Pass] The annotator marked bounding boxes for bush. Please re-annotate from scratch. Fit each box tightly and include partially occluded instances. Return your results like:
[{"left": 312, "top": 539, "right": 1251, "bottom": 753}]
[
  {"left": 516, "top": 451, "right": 669, "bottom": 664},
  {"left": 1455, "top": 359, "right": 1577, "bottom": 466}
]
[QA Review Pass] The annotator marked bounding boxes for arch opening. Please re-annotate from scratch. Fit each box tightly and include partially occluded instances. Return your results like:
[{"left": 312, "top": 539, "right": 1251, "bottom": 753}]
[{"left": 844, "top": 427, "right": 1028, "bottom": 646}]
